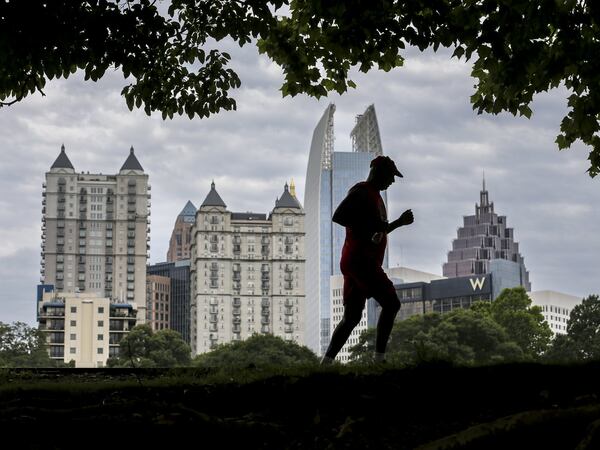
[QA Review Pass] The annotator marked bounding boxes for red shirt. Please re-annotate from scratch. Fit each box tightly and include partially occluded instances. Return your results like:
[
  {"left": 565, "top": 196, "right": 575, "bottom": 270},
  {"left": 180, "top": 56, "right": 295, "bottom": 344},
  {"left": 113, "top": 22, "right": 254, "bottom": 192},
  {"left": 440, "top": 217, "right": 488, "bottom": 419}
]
[{"left": 333, "top": 182, "right": 388, "bottom": 269}]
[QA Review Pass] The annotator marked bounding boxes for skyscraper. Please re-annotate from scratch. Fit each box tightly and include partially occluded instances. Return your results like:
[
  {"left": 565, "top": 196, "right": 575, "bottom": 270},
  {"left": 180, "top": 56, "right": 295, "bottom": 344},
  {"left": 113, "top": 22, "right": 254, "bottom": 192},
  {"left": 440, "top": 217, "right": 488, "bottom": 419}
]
[
  {"left": 167, "top": 201, "right": 196, "bottom": 262},
  {"left": 190, "top": 182, "right": 305, "bottom": 355},
  {"left": 442, "top": 177, "right": 531, "bottom": 291},
  {"left": 304, "top": 104, "right": 388, "bottom": 356},
  {"left": 40, "top": 145, "right": 150, "bottom": 313}
]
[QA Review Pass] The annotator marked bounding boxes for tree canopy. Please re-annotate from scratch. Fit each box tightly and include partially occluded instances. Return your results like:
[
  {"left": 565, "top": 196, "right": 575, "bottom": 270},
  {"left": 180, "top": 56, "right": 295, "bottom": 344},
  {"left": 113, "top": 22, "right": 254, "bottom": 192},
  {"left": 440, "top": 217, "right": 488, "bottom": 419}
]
[
  {"left": 350, "top": 287, "right": 552, "bottom": 365},
  {"left": 545, "top": 294, "right": 600, "bottom": 362},
  {"left": 2, "top": 1, "right": 600, "bottom": 175},
  {"left": 192, "top": 334, "right": 319, "bottom": 368},
  {"left": 0, "top": 321, "right": 56, "bottom": 367},
  {"left": 108, "top": 324, "right": 191, "bottom": 368}
]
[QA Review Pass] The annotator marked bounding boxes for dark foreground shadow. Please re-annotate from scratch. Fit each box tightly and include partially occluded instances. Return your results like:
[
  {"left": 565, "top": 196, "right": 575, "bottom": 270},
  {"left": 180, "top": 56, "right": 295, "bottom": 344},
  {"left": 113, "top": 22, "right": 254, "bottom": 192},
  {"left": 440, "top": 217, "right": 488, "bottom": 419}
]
[{"left": 2, "top": 362, "right": 600, "bottom": 449}]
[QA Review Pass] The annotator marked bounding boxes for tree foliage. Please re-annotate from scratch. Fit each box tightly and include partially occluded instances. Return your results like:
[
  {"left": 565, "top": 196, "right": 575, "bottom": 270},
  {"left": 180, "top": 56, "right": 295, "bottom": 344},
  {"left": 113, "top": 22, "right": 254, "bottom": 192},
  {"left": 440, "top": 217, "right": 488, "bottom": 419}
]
[
  {"left": 474, "top": 287, "right": 553, "bottom": 358},
  {"left": 350, "top": 287, "right": 552, "bottom": 365},
  {"left": 192, "top": 334, "right": 318, "bottom": 368},
  {"left": 109, "top": 324, "right": 191, "bottom": 368},
  {"left": 0, "top": 321, "right": 55, "bottom": 367},
  {"left": 1, "top": 1, "right": 600, "bottom": 174},
  {"left": 545, "top": 294, "right": 600, "bottom": 362},
  {"left": 349, "top": 309, "right": 524, "bottom": 366}
]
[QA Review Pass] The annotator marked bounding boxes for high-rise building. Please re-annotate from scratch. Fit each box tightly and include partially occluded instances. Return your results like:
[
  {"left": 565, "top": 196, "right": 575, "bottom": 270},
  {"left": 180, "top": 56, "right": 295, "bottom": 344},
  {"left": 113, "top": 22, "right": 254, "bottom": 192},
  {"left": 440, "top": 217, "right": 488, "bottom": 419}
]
[
  {"left": 147, "top": 260, "right": 192, "bottom": 344},
  {"left": 146, "top": 274, "right": 171, "bottom": 332},
  {"left": 167, "top": 201, "right": 196, "bottom": 262},
  {"left": 40, "top": 145, "right": 150, "bottom": 321},
  {"left": 190, "top": 182, "right": 305, "bottom": 355},
  {"left": 304, "top": 103, "right": 388, "bottom": 356},
  {"left": 442, "top": 177, "right": 531, "bottom": 291}
]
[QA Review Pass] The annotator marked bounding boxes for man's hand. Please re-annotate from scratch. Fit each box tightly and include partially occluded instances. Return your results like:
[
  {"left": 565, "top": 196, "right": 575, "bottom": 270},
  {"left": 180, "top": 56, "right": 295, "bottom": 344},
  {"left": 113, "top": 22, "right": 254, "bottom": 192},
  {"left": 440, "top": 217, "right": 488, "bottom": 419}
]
[{"left": 398, "top": 209, "right": 414, "bottom": 226}]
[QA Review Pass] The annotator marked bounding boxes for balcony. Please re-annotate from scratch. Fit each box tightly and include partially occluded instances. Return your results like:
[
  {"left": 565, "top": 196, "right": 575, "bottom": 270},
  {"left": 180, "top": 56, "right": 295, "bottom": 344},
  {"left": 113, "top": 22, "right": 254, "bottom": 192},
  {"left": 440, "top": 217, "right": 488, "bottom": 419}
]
[
  {"left": 285, "top": 308, "right": 294, "bottom": 316},
  {"left": 285, "top": 265, "right": 294, "bottom": 273},
  {"left": 284, "top": 325, "right": 293, "bottom": 333}
]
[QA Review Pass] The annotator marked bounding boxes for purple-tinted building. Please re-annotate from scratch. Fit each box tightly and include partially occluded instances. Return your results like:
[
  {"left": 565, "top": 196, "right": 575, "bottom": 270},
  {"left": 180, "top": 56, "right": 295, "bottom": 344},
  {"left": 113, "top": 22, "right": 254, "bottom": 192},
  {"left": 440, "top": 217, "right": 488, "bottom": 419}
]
[{"left": 443, "top": 178, "right": 531, "bottom": 291}]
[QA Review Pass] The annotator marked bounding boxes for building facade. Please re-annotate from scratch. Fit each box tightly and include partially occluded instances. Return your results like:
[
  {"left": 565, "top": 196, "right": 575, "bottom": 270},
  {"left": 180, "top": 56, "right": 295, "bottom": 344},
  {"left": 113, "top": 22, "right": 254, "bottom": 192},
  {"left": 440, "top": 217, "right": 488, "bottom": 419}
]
[
  {"left": 37, "top": 291, "right": 139, "bottom": 367},
  {"left": 190, "top": 182, "right": 305, "bottom": 355},
  {"left": 304, "top": 103, "right": 388, "bottom": 356},
  {"left": 146, "top": 274, "right": 171, "bottom": 332},
  {"left": 167, "top": 201, "right": 196, "bottom": 262},
  {"left": 442, "top": 177, "right": 531, "bottom": 291},
  {"left": 147, "top": 260, "right": 192, "bottom": 344},
  {"left": 40, "top": 145, "right": 150, "bottom": 322},
  {"left": 529, "top": 290, "right": 582, "bottom": 335}
]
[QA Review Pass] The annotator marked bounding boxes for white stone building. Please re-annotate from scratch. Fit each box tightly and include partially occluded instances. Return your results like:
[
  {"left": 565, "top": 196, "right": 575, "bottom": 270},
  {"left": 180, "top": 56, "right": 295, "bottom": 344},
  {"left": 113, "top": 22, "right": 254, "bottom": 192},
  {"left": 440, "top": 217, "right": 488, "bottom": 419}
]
[
  {"left": 528, "top": 290, "right": 582, "bottom": 335},
  {"left": 190, "top": 182, "right": 305, "bottom": 355}
]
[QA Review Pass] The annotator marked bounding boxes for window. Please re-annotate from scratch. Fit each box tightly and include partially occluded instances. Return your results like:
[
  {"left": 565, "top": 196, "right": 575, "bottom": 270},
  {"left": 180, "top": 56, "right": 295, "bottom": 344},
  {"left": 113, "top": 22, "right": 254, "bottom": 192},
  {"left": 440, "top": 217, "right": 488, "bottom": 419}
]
[
  {"left": 70, "top": 334, "right": 76, "bottom": 340},
  {"left": 98, "top": 307, "right": 104, "bottom": 314},
  {"left": 70, "top": 320, "right": 76, "bottom": 327},
  {"left": 97, "top": 348, "right": 104, "bottom": 354},
  {"left": 70, "top": 347, "right": 76, "bottom": 354},
  {"left": 98, "top": 320, "right": 104, "bottom": 327},
  {"left": 97, "top": 334, "right": 104, "bottom": 341},
  {"left": 70, "top": 306, "right": 77, "bottom": 313}
]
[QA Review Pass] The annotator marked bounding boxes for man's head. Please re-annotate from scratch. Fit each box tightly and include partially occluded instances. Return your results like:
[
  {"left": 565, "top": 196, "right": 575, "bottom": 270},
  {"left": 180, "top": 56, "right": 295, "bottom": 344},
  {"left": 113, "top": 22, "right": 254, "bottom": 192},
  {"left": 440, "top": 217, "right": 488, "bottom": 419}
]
[{"left": 368, "top": 156, "right": 403, "bottom": 190}]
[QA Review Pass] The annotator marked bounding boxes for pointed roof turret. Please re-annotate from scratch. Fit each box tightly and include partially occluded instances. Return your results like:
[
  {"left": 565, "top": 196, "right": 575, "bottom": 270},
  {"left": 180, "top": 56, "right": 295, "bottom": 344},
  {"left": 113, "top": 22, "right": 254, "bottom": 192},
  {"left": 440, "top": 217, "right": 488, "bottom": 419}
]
[
  {"left": 290, "top": 178, "right": 297, "bottom": 198},
  {"left": 275, "top": 183, "right": 302, "bottom": 209},
  {"left": 50, "top": 144, "right": 75, "bottom": 170},
  {"left": 201, "top": 181, "right": 227, "bottom": 208},
  {"left": 120, "top": 146, "right": 144, "bottom": 172}
]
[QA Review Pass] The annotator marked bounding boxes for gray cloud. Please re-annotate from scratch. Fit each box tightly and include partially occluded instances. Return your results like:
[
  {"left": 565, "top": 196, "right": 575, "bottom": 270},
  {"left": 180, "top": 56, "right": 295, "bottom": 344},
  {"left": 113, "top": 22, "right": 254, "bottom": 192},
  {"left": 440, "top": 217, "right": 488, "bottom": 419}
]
[{"left": 0, "top": 43, "right": 598, "bottom": 325}]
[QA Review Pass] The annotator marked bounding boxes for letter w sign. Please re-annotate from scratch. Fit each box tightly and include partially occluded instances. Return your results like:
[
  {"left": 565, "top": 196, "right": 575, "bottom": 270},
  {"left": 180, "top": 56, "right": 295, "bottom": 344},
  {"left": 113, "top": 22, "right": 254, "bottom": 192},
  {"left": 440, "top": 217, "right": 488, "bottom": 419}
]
[{"left": 469, "top": 277, "right": 485, "bottom": 291}]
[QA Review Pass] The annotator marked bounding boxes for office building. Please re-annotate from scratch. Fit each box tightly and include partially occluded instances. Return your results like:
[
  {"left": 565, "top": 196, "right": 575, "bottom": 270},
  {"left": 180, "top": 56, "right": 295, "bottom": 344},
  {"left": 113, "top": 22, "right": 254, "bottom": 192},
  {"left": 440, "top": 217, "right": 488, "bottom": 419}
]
[
  {"left": 190, "top": 182, "right": 305, "bottom": 355},
  {"left": 40, "top": 145, "right": 150, "bottom": 323},
  {"left": 305, "top": 103, "right": 389, "bottom": 356},
  {"left": 443, "top": 177, "right": 531, "bottom": 291},
  {"left": 37, "top": 290, "right": 140, "bottom": 367},
  {"left": 529, "top": 290, "right": 581, "bottom": 335},
  {"left": 167, "top": 201, "right": 196, "bottom": 262},
  {"left": 146, "top": 274, "right": 171, "bottom": 332},
  {"left": 147, "top": 260, "right": 192, "bottom": 344}
]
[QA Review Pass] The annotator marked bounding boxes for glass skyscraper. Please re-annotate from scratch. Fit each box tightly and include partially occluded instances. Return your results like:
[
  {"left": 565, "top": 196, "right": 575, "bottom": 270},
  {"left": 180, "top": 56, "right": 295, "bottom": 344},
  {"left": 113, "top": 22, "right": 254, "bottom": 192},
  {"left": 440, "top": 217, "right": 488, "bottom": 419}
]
[{"left": 304, "top": 104, "right": 388, "bottom": 355}]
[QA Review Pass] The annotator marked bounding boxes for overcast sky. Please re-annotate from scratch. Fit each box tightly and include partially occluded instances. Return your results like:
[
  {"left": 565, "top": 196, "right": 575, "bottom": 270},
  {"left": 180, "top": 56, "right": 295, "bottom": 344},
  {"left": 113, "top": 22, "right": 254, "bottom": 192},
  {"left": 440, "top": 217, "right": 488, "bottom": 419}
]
[{"left": 1, "top": 41, "right": 598, "bottom": 326}]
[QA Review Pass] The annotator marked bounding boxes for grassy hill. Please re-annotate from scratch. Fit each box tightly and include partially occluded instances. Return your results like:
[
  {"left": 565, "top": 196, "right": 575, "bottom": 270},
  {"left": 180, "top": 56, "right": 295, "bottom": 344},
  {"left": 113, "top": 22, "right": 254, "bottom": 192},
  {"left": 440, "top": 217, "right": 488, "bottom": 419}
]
[{"left": 2, "top": 362, "right": 600, "bottom": 449}]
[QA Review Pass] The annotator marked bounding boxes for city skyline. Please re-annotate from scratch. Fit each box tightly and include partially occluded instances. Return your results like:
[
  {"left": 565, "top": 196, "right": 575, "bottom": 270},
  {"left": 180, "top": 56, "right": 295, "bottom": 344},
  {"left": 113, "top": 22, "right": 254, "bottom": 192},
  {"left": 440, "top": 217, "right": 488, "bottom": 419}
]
[{"left": 1, "top": 43, "right": 599, "bottom": 326}]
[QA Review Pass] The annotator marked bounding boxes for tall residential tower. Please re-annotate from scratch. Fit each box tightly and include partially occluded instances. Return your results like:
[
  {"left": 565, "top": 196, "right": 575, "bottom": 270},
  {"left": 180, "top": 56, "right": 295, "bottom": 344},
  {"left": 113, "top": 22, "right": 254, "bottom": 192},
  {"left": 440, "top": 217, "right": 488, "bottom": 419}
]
[
  {"left": 40, "top": 145, "right": 150, "bottom": 312},
  {"left": 304, "top": 104, "right": 388, "bottom": 355},
  {"left": 190, "top": 182, "right": 305, "bottom": 355}
]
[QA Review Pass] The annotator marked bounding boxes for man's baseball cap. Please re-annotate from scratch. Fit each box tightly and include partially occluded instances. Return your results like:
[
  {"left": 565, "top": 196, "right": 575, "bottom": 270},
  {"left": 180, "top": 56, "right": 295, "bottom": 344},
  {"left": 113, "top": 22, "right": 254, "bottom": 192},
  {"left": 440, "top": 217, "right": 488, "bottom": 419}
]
[{"left": 370, "top": 156, "right": 403, "bottom": 177}]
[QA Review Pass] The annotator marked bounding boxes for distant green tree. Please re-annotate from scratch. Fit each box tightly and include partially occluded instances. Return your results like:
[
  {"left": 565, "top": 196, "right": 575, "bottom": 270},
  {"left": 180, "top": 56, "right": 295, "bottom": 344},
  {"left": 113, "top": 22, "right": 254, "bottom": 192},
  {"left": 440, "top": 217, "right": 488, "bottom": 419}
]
[
  {"left": 543, "top": 334, "right": 577, "bottom": 364},
  {"left": 0, "top": 321, "right": 54, "bottom": 367},
  {"left": 109, "top": 324, "right": 191, "bottom": 368},
  {"left": 192, "top": 334, "right": 318, "bottom": 368},
  {"left": 473, "top": 287, "right": 552, "bottom": 358},
  {"left": 349, "top": 309, "right": 524, "bottom": 366},
  {"left": 564, "top": 294, "right": 600, "bottom": 361}
]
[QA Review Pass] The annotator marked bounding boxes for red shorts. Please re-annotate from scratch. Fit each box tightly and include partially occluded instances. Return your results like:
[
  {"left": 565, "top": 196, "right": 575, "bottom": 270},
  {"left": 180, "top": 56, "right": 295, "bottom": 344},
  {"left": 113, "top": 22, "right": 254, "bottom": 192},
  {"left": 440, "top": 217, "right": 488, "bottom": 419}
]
[{"left": 341, "top": 261, "right": 398, "bottom": 309}]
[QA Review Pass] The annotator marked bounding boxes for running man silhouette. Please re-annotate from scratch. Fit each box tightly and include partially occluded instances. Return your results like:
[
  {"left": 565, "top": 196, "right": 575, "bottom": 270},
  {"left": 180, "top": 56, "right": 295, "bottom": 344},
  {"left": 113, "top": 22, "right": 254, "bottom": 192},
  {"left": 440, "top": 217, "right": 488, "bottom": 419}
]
[{"left": 321, "top": 156, "right": 414, "bottom": 364}]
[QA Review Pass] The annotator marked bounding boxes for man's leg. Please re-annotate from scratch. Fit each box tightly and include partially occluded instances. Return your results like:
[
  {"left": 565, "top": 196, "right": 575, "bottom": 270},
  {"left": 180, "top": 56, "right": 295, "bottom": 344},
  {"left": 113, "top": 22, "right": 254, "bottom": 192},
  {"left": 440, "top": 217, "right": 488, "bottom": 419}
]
[
  {"left": 322, "top": 278, "right": 366, "bottom": 362},
  {"left": 372, "top": 274, "right": 401, "bottom": 358}
]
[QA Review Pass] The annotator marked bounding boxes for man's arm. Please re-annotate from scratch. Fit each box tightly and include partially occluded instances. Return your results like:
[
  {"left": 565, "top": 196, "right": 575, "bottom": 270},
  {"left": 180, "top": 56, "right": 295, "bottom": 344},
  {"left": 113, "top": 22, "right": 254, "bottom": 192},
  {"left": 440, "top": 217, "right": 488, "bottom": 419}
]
[{"left": 386, "top": 209, "right": 414, "bottom": 234}]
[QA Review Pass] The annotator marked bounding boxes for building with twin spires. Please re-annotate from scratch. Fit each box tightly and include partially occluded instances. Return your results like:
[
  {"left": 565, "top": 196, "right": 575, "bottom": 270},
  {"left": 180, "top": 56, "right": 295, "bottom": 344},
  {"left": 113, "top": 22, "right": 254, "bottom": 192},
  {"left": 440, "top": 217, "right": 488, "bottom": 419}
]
[
  {"left": 190, "top": 181, "right": 305, "bottom": 355},
  {"left": 304, "top": 103, "right": 388, "bottom": 356},
  {"left": 443, "top": 177, "right": 531, "bottom": 294},
  {"left": 40, "top": 145, "right": 150, "bottom": 305}
]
